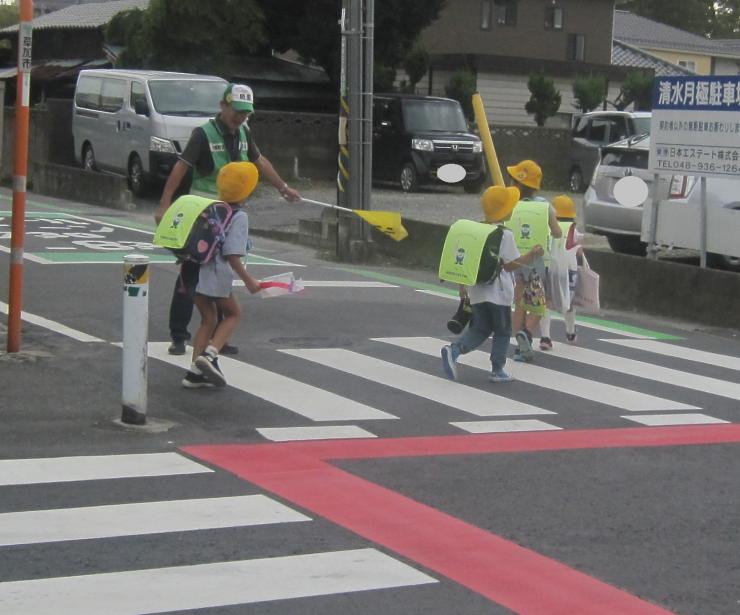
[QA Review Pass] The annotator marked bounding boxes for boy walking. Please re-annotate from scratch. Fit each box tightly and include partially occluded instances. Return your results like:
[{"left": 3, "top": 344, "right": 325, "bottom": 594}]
[{"left": 441, "top": 185, "right": 544, "bottom": 383}]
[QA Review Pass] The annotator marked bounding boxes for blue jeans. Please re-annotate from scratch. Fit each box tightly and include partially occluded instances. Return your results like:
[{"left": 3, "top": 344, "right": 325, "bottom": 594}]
[{"left": 453, "top": 302, "right": 512, "bottom": 371}]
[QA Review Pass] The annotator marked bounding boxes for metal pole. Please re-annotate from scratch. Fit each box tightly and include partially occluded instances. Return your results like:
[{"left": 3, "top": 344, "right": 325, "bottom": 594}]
[
  {"left": 337, "top": 5, "right": 349, "bottom": 210},
  {"left": 361, "top": 0, "right": 374, "bottom": 227},
  {"left": 347, "top": 0, "right": 363, "bottom": 213},
  {"left": 699, "top": 176, "right": 707, "bottom": 268},
  {"left": 6, "top": 0, "right": 33, "bottom": 353},
  {"left": 121, "top": 254, "right": 150, "bottom": 425},
  {"left": 647, "top": 172, "right": 661, "bottom": 260}
]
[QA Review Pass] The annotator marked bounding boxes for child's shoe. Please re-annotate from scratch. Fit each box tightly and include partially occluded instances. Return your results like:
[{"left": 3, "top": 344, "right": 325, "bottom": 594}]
[
  {"left": 441, "top": 344, "right": 460, "bottom": 380},
  {"left": 539, "top": 337, "right": 553, "bottom": 351},
  {"left": 489, "top": 369, "right": 514, "bottom": 383},
  {"left": 566, "top": 328, "right": 578, "bottom": 344},
  {"left": 181, "top": 371, "right": 215, "bottom": 389},
  {"left": 515, "top": 330, "right": 534, "bottom": 361},
  {"left": 195, "top": 353, "right": 226, "bottom": 387}
]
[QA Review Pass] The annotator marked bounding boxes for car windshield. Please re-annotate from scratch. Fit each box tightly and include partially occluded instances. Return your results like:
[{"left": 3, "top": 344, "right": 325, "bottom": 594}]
[
  {"left": 633, "top": 116, "right": 652, "bottom": 136},
  {"left": 148, "top": 80, "right": 225, "bottom": 116},
  {"left": 600, "top": 147, "right": 649, "bottom": 169},
  {"left": 402, "top": 99, "right": 467, "bottom": 132}
]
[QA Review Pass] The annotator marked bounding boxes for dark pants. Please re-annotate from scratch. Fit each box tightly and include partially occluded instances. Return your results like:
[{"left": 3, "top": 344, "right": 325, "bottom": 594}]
[
  {"left": 169, "top": 261, "right": 198, "bottom": 343},
  {"left": 455, "top": 302, "right": 512, "bottom": 371}
]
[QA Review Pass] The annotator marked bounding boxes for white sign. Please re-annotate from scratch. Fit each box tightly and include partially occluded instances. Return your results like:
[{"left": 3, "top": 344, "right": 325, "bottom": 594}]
[{"left": 649, "top": 76, "right": 740, "bottom": 179}]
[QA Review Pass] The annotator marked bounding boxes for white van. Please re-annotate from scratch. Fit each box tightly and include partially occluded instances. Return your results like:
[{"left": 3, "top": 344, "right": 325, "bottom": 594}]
[{"left": 72, "top": 69, "right": 228, "bottom": 195}]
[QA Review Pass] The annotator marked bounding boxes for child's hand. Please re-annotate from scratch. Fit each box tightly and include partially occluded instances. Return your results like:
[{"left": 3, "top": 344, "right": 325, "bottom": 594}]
[
  {"left": 531, "top": 245, "right": 545, "bottom": 259},
  {"left": 245, "top": 276, "right": 262, "bottom": 294}
]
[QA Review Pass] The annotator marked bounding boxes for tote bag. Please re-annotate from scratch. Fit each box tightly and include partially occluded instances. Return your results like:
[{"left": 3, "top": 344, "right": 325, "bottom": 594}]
[
  {"left": 547, "top": 240, "right": 571, "bottom": 313},
  {"left": 572, "top": 255, "right": 600, "bottom": 313}
]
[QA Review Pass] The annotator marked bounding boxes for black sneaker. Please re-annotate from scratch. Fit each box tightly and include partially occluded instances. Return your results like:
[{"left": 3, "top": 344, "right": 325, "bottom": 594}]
[
  {"left": 220, "top": 343, "right": 239, "bottom": 355},
  {"left": 539, "top": 337, "right": 553, "bottom": 351},
  {"left": 181, "top": 371, "right": 215, "bottom": 389},
  {"left": 195, "top": 353, "right": 226, "bottom": 386},
  {"left": 566, "top": 329, "right": 578, "bottom": 344},
  {"left": 168, "top": 340, "right": 187, "bottom": 355}
]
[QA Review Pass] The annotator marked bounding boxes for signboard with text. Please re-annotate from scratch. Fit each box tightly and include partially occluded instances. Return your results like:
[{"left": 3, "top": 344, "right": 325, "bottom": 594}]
[{"left": 649, "top": 76, "right": 740, "bottom": 178}]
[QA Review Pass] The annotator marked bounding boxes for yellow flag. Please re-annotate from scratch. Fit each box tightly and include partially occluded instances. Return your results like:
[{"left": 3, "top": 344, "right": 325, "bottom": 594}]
[{"left": 354, "top": 210, "right": 409, "bottom": 241}]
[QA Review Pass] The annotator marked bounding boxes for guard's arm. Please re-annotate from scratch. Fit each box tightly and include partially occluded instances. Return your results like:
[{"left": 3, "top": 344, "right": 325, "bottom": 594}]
[
  {"left": 254, "top": 155, "right": 301, "bottom": 202},
  {"left": 155, "top": 160, "right": 189, "bottom": 223}
]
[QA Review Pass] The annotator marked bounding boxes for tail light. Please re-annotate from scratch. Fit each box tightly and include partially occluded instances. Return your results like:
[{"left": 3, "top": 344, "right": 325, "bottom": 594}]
[{"left": 668, "top": 175, "right": 696, "bottom": 199}]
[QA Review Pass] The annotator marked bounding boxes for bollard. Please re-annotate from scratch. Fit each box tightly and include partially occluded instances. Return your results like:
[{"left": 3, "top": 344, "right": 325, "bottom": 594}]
[{"left": 121, "top": 254, "right": 149, "bottom": 425}]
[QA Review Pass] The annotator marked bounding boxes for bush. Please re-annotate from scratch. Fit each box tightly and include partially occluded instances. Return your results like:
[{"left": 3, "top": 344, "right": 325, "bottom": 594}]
[
  {"left": 572, "top": 74, "right": 607, "bottom": 113},
  {"left": 445, "top": 69, "right": 476, "bottom": 120},
  {"left": 620, "top": 70, "right": 654, "bottom": 111},
  {"left": 525, "top": 72, "right": 561, "bottom": 126},
  {"left": 403, "top": 43, "right": 430, "bottom": 93}
]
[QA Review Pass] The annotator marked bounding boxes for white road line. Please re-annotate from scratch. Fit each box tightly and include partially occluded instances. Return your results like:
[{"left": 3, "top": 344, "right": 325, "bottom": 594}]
[
  {"left": 149, "top": 343, "right": 397, "bottom": 422},
  {"left": 377, "top": 337, "right": 698, "bottom": 412},
  {"left": 622, "top": 413, "right": 729, "bottom": 427},
  {"left": 233, "top": 280, "right": 397, "bottom": 288},
  {"left": 0, "top": 452, "right": 212, "bottom": 487},
  {"left": 451, "top": 419, "right": 562, "bottom": 433},
  {"left": 0, "top": 245, "right": 52, "bottom": 264},
  {"left": 0, "top": 300, "right": 104, "bottom": 343},
  {"left": 603, "top": 338, "right": 740, "bottom": 372},
  {"left": 548, "top": 343, "right": 740, "bottom": 401},
  {"left": 0, "top": 495, "right": 309, "bottom": 547},
  {"left": 0, "top": 548, "right": 436, "bottom": 614},
  {"left": 257, "top": 425, "right": 377, "bottom": 442},
  {"left": 279, "top": 348, "right": 553, "bottom": 417}
]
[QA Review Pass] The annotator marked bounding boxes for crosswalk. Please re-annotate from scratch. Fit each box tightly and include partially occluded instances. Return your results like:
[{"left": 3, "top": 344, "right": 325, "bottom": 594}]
[
  {"left": 148, "top": 330, "right": 740, "bottom": 440},
  {"left": 0, "top": 453, "right": 436, "bottom": 614}
]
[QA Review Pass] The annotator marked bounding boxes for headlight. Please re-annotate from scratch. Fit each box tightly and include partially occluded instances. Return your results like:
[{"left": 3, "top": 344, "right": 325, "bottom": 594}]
[
  {"left": 412, "top": 138, "right": 434, "bottom": 152},
  {"left": 150, "top": 136, "right": 176, "bottom": 153},
  {"left": 472, "top": 141, "right": 482, "bottom": 153}
]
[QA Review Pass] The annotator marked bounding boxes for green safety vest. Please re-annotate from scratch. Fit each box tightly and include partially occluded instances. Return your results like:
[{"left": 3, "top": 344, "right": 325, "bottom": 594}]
[
  {"left": 506, "top": 199, "right": 552, "bottom": 264},
  {"left": 553, "top": 219, "right": 575, "bottom": 252},
  {"left": 191, "top": 119, "right": 251, "bottom": 196},
  {"left": 153, "top": 194, "right": 215, "bottom": 249},
  {"left": 438, "top": 219, "right": 502, "bottom": 286}
]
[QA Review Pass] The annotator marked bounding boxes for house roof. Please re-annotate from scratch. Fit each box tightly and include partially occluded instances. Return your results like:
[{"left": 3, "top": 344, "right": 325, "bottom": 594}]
[
  {"left": 2, "top": 0, "right": 149, "bottom": 32},
  {"left": 614, "top": 10, "right": 740, "bottom": 59},
  {"left": 612, "top": 40, "right": 695, "bottom": 76}
]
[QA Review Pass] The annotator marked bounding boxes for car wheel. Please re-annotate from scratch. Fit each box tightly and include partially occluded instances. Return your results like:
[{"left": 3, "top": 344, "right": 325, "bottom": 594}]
[
  {"left": 707, "top": 252, "right": 740, "bottom": 272},
  {"left": 606, "top": 234, "right": 647, "bottom": 256},
  {"left": 128, "top": 154, "right": 146, "bottom": 197},
  {"left": 82, "top": 144, "right": 97, "bottom": 172},
  {"left": 569, "top": 167, "right": 584, "bottom": 193},
  {"left": 400, "top": 162, "right": 418, "bottom": 193}
]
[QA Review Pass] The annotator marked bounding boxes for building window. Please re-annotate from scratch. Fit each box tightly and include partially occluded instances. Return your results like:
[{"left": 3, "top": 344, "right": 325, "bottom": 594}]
[
  {"left": 678, "top": 59, "right": 696, "bottom": 72},
  {"left": 481, "top": 0, "right": 492, "bottom": 30},
  {"left": 567, "top": 33, "right": 586, "bottom": 61},
  {"left": 545, "top": 7, "right": 564, "bottom": 30},
  {"left": 496, "top": 0, "right": 517, "bottom": 26}
]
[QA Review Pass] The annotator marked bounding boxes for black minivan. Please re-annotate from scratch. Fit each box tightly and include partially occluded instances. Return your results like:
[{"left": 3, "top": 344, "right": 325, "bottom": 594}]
[{"left": 372, "top": 94, "right": 486, "bottom": 193}]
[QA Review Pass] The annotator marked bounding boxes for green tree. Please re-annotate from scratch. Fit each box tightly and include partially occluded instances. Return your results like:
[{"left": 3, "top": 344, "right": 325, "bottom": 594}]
[
  {"left": 710, "top": 0, "right": 740, "bottom": 37},
  {"left": 445, "top": 69, "right": 476, "bottom": 120},
  {"left": 402, "top": 42, "right": 429, "bottom": 93},
  {"left": 0, "top": 5, "right": 18, "bottom": 30},
  {"left": 618, "top": 0, "right": 713, "bottom": 36},
  {"left": 257, "top": 0, "right": 445, "bottom": 86},
  {"left": 525, "top": 72, "right": 561, "bottom": 126},
  {"left": 619, "top": 70, "right": 654, "bottom": 111},
  {"left": 572, "top": 74, "right": 607, "bottom": 113}
]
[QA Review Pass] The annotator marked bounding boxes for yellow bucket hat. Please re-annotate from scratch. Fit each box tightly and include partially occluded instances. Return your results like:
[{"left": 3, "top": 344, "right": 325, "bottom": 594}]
[
  {"left": 217, "top": 161, "right": 259, "bottom": 203},
  {"left": 481, "top": 185, "right": 520, "bottom": 223},
  {"left": 506, "top": 159, "right": 542, "bottom": 190},
  {"left": 553, "top": 194, "right": 577, "bottom": 219}
]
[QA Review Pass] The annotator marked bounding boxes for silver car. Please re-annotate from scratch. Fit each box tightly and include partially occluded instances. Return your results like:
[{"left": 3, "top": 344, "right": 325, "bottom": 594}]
[{"left": 584, "top": 136, "right": 740, "bottom": 271}]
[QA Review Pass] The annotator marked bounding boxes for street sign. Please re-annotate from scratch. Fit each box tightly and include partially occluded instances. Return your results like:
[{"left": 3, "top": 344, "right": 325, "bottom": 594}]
[{"left": 649, "top": 75, "right": 740, "bottom": 178}]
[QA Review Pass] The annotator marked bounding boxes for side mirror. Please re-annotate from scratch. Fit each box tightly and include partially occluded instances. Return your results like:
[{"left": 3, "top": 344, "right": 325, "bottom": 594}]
[{"left": 134, "top": 99, "right": 149, "bottom": 116}]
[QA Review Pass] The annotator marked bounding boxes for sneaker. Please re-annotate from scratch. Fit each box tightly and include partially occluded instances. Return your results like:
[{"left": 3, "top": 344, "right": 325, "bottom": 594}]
[
  {"left": 489, "top": 369, "right": 514, "bottom": 383},
  {"left": 515, "top": 330, "right": 534, "bottom": 361},
  {"left": 539, "top": 337, "right": 553, "bottom": 351},
  {"left": 566, "top": 330, "right": 578, "bottom": 344},
  {"left": 181, "top": 371, "right": 215, "bottom": 389},
  {"left": 441, "top": 344, "right": 460, "bottom": 381},
  {"left": 221, "top": 343, "right": 239, "bottom": 355},
  {"left": 168, "top": 340, "right": 187, "bottom": 355},
  {"left": 195, "top": 353, "right": 227, "bottom": 387}
]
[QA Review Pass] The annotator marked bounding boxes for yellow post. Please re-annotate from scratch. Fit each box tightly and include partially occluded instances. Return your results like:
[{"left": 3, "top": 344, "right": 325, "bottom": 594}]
[{"left": 472, "top": 92, "right": 505, "bottom": 187}]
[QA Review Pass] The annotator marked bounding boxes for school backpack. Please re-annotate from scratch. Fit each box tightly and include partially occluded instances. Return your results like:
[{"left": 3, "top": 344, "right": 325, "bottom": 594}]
[
  {"left": 153, "top": 194, "right": 235, "bottom": 264},
  {"left": 438, "top": 219, "right": 505, "bottom": 286}
]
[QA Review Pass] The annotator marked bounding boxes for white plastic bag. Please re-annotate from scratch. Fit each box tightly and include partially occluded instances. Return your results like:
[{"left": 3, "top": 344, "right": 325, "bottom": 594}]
[
  {"left": 572, "top": 255, "right": 600, "bottom": 313},
  {"left": 258, "top": 272, "right": 305, "bottom": 298},
  {"left": 547, "top": 240, "right": 571, "bottom": 313}
]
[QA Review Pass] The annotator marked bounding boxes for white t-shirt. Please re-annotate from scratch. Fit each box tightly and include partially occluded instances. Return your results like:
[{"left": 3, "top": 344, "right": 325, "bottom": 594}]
[{"left": 467, "top": 228, "right": 520, "bottom": 306}]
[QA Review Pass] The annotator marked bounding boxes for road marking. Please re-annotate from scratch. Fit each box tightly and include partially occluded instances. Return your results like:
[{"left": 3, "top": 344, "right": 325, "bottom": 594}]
[
  {"left": 0, "top": 452, "right": 212, "bottom": 486},
  {"left": 549, "top": 343, "right": 740, "bottom": 401},
  {"left": 279, "top": 348, "right": 553, "bottom": 417},
  {"left": 451, "top": 419, "right": 562, "bottom": 433},
  {"left": 377, "top": 337, "right": 697, "bottom": 412},
  {"left": 0, "top": 244, "right": 51, "bottom": 263},
  {"left": 149, "top": 342, "right": 397, "bottom": 422},
  {"left": 0, "top": 301, "right": 104, "bottom": 342},
  {"left": 604, "top": 338, "right": 740, "bottom": 372},
  {"left": 234, "top": 279, "right": 397, "bottom": 288},
  {"left": 622, "top": 413, "right": 729, "bottom": 427},
  {"left": 0, "top": 495, "right": 309, "bottom": 547},
  {"left": 257, "top": 426, "right": 377, "bottom": 442},
  {"left": 0, "top": 548, "right": 436, "bottom": 614}
]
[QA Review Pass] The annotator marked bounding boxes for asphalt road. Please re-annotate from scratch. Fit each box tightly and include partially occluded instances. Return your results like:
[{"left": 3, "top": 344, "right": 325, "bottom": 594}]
[{"left": 1, "top": 189, "right": 739, "bottom": 615}]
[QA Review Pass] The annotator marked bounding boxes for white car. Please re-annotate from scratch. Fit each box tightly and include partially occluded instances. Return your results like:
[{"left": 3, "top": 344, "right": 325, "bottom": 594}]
[{"left": 584, "top": 136, "right": 740, "bottom": 271}]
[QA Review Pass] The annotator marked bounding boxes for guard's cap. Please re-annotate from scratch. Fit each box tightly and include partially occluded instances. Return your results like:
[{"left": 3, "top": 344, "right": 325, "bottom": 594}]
[{"left": 223, "top": 83, "right": 254, "bottom": 112}]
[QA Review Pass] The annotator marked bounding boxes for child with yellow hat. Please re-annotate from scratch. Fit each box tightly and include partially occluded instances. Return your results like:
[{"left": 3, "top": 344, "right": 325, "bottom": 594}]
[
  {"left": 186, "top": 161, "right": 263, "bottom": 388},
  {"left": 441, "top": 185, "right": 544, "bottom": 383}
]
